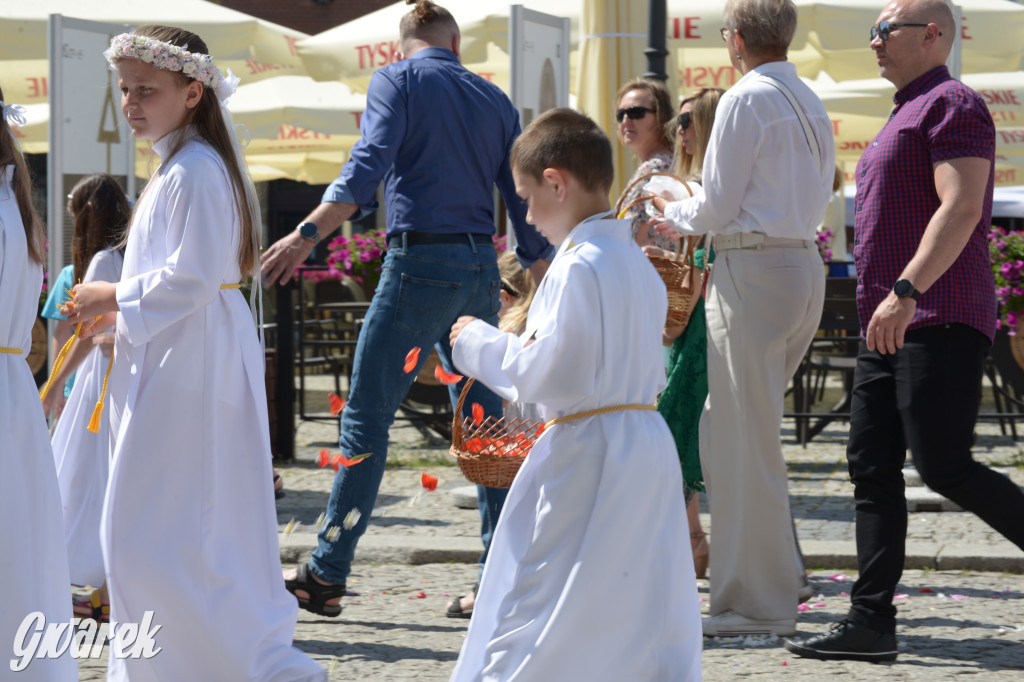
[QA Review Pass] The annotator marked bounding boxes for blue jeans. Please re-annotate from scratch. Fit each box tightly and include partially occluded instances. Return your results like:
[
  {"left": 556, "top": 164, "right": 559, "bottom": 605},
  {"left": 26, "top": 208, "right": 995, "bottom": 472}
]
[{"left": 309, "top": 235, "right": 505, "bottom": 584}]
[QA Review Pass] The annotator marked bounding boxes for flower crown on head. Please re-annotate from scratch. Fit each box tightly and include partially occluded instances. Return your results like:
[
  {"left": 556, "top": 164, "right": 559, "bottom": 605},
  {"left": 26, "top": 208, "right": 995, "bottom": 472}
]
[{"left": 104, "top": 33, "right": 238, "bottom": 103}]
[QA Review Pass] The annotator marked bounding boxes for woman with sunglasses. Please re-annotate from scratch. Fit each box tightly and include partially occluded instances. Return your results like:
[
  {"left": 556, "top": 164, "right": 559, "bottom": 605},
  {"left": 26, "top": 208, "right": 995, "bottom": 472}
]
[
  {"left": 614, "top": 78, "right": 675, "bottom": 249},
  {"left": 645, "top": 87, "right": 725, "bottom": 582}
]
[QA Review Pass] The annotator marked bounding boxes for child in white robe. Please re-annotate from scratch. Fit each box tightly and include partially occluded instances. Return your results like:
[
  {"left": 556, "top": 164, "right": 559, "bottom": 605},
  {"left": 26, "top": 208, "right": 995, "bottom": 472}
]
[
  {"left": 448, "top": 109, "right": 702, "bottom": 681},
  {"left": 63, "top": 27, "right": 324, "bottom": 681},
  {"left": 47, "top": 175, "right": 130, "bottom": 618},
  {"left": 0, "top": 88, "right": 78, "bottom": 681}
]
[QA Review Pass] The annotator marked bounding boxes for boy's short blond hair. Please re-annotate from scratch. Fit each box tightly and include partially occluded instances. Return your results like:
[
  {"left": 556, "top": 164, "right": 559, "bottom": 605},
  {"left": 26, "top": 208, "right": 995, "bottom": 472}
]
[{"left": 511, "top": 108, "right": 614, "bottom": 195}]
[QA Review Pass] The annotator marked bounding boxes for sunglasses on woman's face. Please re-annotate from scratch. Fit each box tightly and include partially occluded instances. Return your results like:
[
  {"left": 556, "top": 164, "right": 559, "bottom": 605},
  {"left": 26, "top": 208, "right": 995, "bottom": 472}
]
[
  {"left": 615, "top": 106, "right": 656, "bottom": 123},
  {"left": 677, "top": 111, "right": 692, "bottom": 131}
]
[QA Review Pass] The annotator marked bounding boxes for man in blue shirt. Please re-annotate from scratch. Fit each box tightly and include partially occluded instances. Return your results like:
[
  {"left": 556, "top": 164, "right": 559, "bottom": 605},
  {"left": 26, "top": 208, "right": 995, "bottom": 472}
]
[{"left": 262, "top": 0, "right": 552, "bottom": 619}]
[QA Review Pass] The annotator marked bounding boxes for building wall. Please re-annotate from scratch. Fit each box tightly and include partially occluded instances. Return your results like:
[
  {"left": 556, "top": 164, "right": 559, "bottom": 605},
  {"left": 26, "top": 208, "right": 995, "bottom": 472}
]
[{"left": 216, "top": 0, "right": 389, "bottom": 35}]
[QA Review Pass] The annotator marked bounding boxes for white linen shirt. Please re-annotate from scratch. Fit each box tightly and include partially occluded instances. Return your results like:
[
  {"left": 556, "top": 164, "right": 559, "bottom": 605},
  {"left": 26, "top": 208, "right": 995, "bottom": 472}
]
[{"left": 664, "top": 61, "right": 835, "bottom": 240}]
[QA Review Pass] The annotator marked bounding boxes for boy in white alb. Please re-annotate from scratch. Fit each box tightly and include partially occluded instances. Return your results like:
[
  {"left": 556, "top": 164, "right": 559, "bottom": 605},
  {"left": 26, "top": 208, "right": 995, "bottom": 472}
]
[{"left": 448, "top": 109, "right": 702, "bottom": 681}]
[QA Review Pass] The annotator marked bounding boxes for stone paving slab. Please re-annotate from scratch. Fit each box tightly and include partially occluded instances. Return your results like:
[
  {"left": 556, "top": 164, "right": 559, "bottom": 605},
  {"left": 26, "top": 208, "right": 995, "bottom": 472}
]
[
  {"left": 73, "top": 383, "right": 1024, "bottom": 679},
  {"left": 77, "top": 566, "right": 1024, "bottom": 680}
]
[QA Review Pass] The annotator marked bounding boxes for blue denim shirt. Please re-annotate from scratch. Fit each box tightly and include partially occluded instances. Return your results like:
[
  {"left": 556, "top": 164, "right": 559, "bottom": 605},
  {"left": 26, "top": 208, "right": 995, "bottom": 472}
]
[{"left": 322, "top": 47, "right": 553, "bottom": 267}]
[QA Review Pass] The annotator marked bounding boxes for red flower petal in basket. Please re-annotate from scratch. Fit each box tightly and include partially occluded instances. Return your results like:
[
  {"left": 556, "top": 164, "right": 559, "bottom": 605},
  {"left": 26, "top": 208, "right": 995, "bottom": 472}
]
[
  {"left": 317, "top": 449, "right": 331, "bottom": 469},
  {"left": 536, "top": 422, "right": 546, "bottom": 436},
  {"left": 471, "top": 403, "right": 484, "bottom": 425},
  {"left": 328, "top": 392, "right": 346, "bottom": 416},
  {"left": 422, "top": 473, "right": 438, "bottom": 491},
  {"left": 403, "top": 346, "right": 421, "bottom": 374},
  {"left": 434, "top": 366, "right": 464, "bottom": 385}
]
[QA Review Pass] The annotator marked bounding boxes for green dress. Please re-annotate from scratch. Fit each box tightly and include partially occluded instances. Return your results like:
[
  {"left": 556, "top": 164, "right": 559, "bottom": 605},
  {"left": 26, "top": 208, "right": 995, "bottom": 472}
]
[{"left": 657, "top": 246, "right": 712, "bottom": 497}]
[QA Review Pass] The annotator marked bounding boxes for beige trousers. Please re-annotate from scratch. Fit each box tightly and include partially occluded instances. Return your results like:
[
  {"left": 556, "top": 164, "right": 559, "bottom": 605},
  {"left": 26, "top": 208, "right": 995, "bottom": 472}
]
[{"left": 699, "top": 241, "right": 825, "bottom": 621}]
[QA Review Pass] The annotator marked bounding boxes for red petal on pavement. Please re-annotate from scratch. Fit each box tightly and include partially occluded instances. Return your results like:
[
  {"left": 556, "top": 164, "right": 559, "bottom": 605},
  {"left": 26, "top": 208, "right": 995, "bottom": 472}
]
[
  {"left": 328, "top": 392, "right": 346, "bottom": 416},
  {"left": 403, "top": 346, "right": 421, "bottom": 374},
  {"left": 434, "top": 366, "right": 463, "bottom": 385},
  {"left": 422, "top": 473, "right": 438, "bottom": 491},
  {"left": 471, "top": 403, "right": 483, "bottom": 425}
]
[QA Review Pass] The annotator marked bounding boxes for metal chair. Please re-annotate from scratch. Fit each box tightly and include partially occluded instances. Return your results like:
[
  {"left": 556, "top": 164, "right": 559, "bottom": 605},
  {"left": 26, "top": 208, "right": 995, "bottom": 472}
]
[{"left": 793, "top": 276, "right": 860, "bottom": 445}]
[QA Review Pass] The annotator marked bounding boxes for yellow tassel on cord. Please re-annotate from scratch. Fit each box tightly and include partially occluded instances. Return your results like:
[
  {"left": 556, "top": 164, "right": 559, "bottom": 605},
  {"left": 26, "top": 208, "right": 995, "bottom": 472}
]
[
  {"left": 87, "top": 347, "right": 115, "bottom": 434},
  {"left": 39, "top": 324, "right": 81, "bottom": 404}
]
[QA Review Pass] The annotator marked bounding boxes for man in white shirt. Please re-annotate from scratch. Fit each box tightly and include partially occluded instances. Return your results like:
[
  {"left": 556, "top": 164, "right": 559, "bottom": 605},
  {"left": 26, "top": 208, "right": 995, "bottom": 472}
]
[{"left": 653, "top": 0, "right": 835, "bottom": 636}]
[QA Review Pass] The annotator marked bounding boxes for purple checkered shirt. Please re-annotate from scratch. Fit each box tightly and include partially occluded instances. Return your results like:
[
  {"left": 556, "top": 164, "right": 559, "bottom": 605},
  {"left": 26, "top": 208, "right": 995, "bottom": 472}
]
[{"left": 853, "top": 65, "right": 997, "bottom": 341}]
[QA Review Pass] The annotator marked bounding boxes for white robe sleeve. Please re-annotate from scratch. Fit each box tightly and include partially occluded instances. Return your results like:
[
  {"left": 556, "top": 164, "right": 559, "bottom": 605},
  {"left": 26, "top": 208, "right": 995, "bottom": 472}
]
[
  {"left": 452, "top": 255, "right": 600, "bottom": 407},
  {"left": 116, "top": 155, "right": 236, "bottom": 347}
]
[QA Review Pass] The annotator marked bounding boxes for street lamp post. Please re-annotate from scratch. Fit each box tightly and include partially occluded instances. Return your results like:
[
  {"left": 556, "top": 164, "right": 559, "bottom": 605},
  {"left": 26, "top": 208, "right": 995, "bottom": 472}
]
[{"left": 644, "top": 0, "right": 668, "bottom": 82}]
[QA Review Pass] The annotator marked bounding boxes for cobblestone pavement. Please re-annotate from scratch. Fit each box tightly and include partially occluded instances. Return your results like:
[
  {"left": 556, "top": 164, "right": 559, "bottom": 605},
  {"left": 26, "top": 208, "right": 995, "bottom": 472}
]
[{"left": 74, "top": 383, "right": 1024, "bottom": 680}]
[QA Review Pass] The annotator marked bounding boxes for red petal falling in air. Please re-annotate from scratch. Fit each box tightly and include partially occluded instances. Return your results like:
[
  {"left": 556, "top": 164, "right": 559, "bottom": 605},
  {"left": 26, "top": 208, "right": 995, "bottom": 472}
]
[
  {"left": 434, "top": 366, "right": 463, "bottom": 385},
  {"left": 328, "top": 392, "right": 346, "bottom": 416},
  {"left": 421, "top": 473, "right": 438, "bottom": 491},
  {"left": 403, "top": 346, "right": 421, "bottom": 374},
  {"left": 317, "top": 449, "right": 331, "bottom": 468},
  {"left": 471, "top": 403, "right": 484, "bottom": 425},
  {"left": 332, "top": 452, "right": 373, "bottom": 470}
]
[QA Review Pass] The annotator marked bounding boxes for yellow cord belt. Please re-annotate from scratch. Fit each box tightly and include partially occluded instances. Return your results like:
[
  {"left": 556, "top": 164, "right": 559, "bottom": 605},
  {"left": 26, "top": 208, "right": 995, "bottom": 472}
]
[
  {"left": 545, "top": 404, "right": 656, "bottom": 429},
  {"left": 0, "top": 347, "right": 22, "bottom": 354}
]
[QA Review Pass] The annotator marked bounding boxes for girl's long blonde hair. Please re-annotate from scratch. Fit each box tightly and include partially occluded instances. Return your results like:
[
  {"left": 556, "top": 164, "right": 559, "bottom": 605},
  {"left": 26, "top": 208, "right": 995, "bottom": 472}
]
[
  {"left": 0, "top": 85, "right": 45, "bottom": 265},
  {"left": 125, "top": 25, "right": 261, "bottom": 279},
  {"left": 674, "top": 87, "right": 725, "bottom": 181},
  {"left": 497, "top": 251, "right": 536, "bottom": 335}
]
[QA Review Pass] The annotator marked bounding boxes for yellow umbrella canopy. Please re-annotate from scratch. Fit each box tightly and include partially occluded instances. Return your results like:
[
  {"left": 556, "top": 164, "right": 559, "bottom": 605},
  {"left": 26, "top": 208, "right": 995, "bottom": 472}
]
[
  {"left": 296, "top": 1, "right": 1024, "bottom": 93},
  {"left": 574, "top": 0, "right": 648, "bottom": 200},
  {"left": 9, "top": 74, "right": 363, "bottom": 184},
  {"left": 814, "top": 72, "right": 1024, "bottom": 158},
  {"left": 295, "top": 0, "right": 581, "bottom": 92},
  {"left": 0, "top": 0, "right": 309, "bottom": 105},
  {"left": 799, "top": 0, "right": 1024, "bottom": 82},
  {"left": 227, "top": 75, "right": 365, "bottom": 139}
]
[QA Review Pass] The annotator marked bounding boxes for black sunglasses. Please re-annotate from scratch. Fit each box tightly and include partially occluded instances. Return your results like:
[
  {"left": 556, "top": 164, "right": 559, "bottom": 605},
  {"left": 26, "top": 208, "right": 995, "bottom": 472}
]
[
  {"left": 870, "top": 20, "right": 938, "bottom": 42},
  {"left": 615, "top": 106, "right": 656, "bottom": 123},
  {"left": 500, "top": 280, "right": 520, "bottom": 298},
  {"left": 677, "top": 111, "right": 692, "bottom": 131}
]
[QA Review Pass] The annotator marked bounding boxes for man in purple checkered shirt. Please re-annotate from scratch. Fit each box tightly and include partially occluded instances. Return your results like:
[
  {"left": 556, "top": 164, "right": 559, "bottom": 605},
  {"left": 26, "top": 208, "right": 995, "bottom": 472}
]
[{"left": 787, "top": 0, "right": 1024, "bottom": 663}]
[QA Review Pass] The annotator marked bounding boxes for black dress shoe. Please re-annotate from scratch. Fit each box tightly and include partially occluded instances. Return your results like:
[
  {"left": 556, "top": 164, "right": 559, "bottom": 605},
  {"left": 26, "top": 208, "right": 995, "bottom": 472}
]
[{"left": 784, "top": 619, "right": 898, "bottom": 662}]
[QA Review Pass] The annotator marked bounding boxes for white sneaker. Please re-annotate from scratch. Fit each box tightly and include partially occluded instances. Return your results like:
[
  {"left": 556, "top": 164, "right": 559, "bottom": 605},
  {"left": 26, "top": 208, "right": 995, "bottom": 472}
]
[{"left": 702, "top": 610, "right": 797, "bottom": 637}]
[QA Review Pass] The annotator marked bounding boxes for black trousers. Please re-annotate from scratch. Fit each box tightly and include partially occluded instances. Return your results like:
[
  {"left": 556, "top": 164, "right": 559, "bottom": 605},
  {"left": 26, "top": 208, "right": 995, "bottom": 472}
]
[{"left": 845, "top": 324, "right": 1024, "bottom": 633}]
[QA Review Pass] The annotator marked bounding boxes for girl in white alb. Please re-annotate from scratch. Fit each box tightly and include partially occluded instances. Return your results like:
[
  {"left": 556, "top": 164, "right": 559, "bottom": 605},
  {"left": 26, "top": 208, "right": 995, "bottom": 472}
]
[
  {"left": 64, "top": 26, "right": 324, "bottom": 682},
  {"left": 48, "top": 174, "right": 130, "bottom": 615},
  {"left": 0, "top": 91, "right": 78, "bottom": 681}
]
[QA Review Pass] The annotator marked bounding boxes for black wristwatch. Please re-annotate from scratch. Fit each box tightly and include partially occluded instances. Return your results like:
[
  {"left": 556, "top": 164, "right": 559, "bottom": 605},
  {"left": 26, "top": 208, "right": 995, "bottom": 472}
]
[
  {"left": 297, "top": 221, "right": 320, "bottom": 245},
  {"left": 893, "top": 279, "right": 921, "bottom": 302}
]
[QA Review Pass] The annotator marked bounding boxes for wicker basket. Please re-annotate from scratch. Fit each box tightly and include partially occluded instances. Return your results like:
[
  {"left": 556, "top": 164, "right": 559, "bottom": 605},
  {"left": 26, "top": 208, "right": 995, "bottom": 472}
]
[
  {"left": 616, "top": 171, "right": 702, "bottom": 328},
  {"left": 449, "top": 378, "right": 543, "bottom": 488}
]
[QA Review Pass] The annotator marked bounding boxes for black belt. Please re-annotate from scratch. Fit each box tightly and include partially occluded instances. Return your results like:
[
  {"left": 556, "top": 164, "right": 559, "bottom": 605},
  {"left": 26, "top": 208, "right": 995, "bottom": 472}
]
[{"left": 387, "top": 232, "right": 493, "bottom": 248}]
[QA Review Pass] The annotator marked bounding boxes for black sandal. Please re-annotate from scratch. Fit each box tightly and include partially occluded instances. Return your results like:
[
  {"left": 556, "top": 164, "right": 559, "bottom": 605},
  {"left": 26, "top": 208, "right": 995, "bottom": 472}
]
[
  {"left": 273, "top": 473, "right": 285, "bottom": 500},
  {"left": 285, "top": 562, "right": 346, "bottom": 617},
  {"left": 446, "top": 583, "right": 478, "bottom": 619}
]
